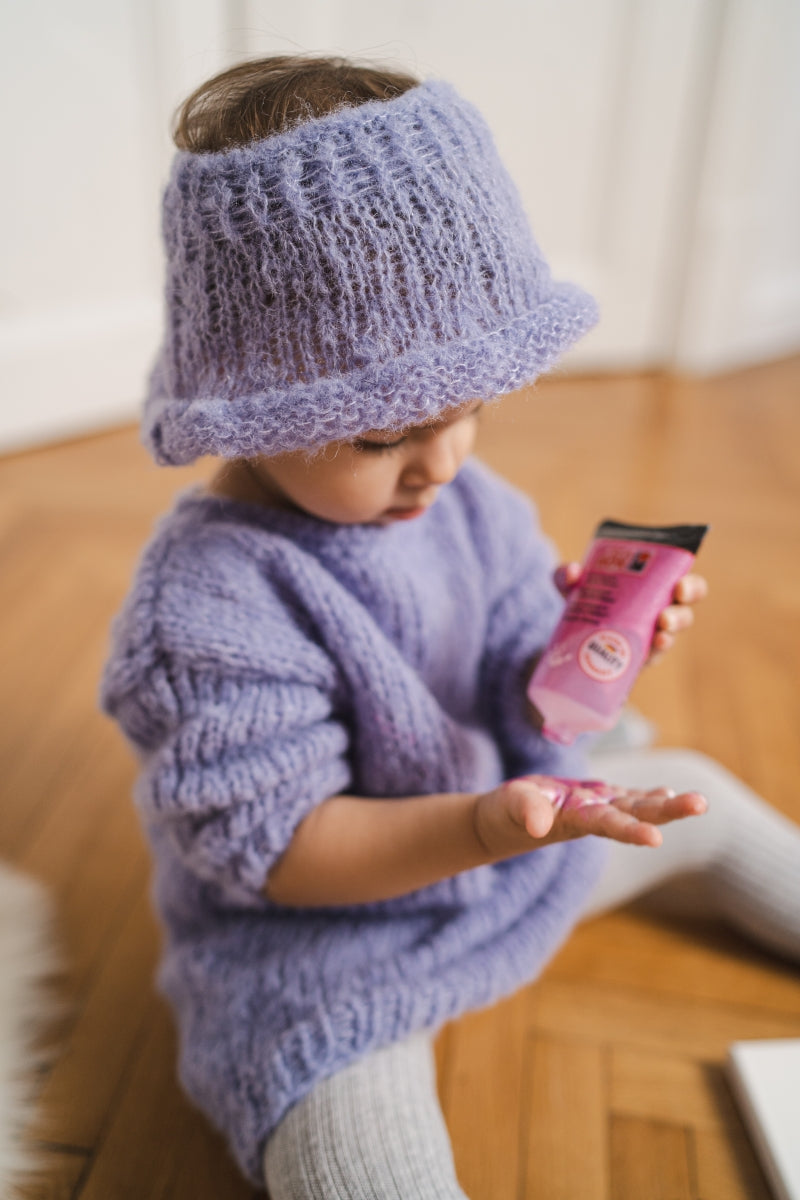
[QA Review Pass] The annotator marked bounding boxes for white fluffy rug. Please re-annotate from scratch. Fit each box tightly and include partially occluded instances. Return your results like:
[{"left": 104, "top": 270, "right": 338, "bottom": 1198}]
[{"left": 0, "top": 864, "right": 59, "bottom": 1199}]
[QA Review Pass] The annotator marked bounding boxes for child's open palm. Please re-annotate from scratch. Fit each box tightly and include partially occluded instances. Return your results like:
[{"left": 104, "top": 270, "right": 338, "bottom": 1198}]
[{"left": 474, "top": 775, "right": 707, "bottom": 860}]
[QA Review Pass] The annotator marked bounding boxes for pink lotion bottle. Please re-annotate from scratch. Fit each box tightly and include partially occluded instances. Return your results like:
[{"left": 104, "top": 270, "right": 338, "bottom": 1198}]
[{"left": 528, "top": 520, "right": 708, "bottom": 745}]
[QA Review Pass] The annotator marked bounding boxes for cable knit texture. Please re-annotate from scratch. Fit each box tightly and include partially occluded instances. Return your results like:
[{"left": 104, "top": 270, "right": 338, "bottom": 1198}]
[
  {"left": 100, "top": 458, "right": 606, "bottom": 1185},
  {"left": 143, "top": 80, "right": 598, "bottom": 465}
]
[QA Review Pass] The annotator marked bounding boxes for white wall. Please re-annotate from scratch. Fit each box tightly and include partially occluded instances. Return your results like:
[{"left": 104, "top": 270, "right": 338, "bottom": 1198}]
[
  {"left": 235, "top": 0, "right": 720, "bottom": 370},
  {"left": 0, "top": 0, "right": 230, "bottom": 452},
  {"left": 674, "top": 0, "right": 800, "bottom": 372},
  {"left": 1, "top": 1, "right": 160, "bottom": 449},
  {"left": 1, "top": 0, "right": 799, "bottom": 455}
]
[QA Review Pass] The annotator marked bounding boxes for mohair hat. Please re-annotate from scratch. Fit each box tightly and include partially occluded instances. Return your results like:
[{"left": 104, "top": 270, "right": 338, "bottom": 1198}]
[{"left": 143, "top": 79, "right": 598, "bottom": 465}]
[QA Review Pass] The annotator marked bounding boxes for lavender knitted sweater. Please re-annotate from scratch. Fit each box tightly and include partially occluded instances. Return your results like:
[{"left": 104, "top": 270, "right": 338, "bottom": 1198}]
[{"left": 100, "top": 457, "right": 606, "bottom": 1185}]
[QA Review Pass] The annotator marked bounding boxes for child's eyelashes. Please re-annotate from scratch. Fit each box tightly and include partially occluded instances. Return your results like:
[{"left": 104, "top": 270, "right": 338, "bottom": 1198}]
[
  {"left": 351, "top": 436, "right": 407, "bottom": 454},
  {"left": 350, "top": 403, "right": 483, "bottom": 455}
]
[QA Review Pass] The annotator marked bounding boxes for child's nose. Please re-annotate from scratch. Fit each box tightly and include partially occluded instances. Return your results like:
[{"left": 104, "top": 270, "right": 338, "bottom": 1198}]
[{"left": 403, "top": 430, "right": 461, "bottom": 487}]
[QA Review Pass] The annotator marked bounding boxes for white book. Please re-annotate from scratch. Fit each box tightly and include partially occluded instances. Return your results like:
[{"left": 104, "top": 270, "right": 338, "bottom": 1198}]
[{"left": 726, "top": 1039, "right": 800, "bottom": 1200}]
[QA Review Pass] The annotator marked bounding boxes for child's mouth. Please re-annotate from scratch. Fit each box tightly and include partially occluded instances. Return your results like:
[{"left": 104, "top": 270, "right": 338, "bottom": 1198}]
[{"left": 383, "top": 505, "right": 429, "bottom": 521}]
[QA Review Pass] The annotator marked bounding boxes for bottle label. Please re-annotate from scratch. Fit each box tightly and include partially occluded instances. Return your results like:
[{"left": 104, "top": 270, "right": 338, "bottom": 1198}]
[{"left": 578, "top": 630, "right": 631, "bottom": 682}]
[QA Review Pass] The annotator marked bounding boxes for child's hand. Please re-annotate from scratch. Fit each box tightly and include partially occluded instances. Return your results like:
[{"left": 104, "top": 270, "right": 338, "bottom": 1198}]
[
  {"left": 650, "top": 572, "right": 708, "bottom": 662},
  {"left": 473, "top": 774, "right": 707, "bottom": 859},
  {"left": 553, "top": 563, "right": 709, "bottom": 664}
]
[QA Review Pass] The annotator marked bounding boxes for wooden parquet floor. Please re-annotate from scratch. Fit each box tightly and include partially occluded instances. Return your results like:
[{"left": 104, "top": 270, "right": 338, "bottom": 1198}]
[{"left": 2, "top": 357, "right": 799, "bottom": 1199}]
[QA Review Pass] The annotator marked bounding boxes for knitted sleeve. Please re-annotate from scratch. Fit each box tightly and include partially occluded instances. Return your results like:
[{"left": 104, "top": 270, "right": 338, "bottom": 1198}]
[
  {"left": 466, "top": 463, "right": 588, "bottom": 779},
  {"left": 101, "top": 532, "right": 351, "bottom": 908}
]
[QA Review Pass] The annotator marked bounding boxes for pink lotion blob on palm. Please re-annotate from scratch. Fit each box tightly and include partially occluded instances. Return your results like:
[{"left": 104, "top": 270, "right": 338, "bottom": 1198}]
[{"left": 528, "top": 520, "right": 708, "bottom": 745}]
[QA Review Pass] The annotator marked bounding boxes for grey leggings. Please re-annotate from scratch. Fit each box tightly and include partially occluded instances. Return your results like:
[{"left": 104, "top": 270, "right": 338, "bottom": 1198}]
[
  {"left": 264, "top": 749, "right": 800, "bottom": 1198},
  {"left": 264, "top": 1032, "right": 467, "bottom": 1199}
]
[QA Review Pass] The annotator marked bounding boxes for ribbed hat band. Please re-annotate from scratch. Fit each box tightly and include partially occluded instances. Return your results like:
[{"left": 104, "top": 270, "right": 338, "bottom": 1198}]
[{"left": 144, "top": 80, "right": 598, "bottom": 465}]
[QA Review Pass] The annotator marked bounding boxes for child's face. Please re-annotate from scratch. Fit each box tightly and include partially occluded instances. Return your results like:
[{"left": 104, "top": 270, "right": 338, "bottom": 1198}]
[{"left": 249, "top": 399, "right": 483, "bottom": 525}]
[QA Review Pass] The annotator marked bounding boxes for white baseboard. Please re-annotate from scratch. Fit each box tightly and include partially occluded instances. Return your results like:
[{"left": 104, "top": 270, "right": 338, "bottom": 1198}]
[{"left": 0, "top": 300, "right": 160, "bottom": 455}]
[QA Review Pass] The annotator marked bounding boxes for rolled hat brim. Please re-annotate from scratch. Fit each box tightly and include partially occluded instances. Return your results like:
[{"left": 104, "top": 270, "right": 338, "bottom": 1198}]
[{"left": 144, "top": 281, "right": 598, "bottom": 466}]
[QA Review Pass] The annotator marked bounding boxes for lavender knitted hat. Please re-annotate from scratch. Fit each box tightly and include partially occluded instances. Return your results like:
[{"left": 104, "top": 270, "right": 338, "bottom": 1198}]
[{"left": 144, "top": 79, "right": 598, "bottom": 465}]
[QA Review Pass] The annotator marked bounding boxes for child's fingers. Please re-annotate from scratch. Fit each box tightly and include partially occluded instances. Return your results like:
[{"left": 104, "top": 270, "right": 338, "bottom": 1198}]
[
  {"left": 649, "top": 629, "right": 674, "bottom": 659},
  {"left": 647, "top": 574, "right": 707, "bottom": 661},
  {"left": 553, "top": 561, "right": 582, "bottom": 597},
  {"left": 501, "top": 778, "right": 557, "bottom": 839},
  {"left": 648, "top": 598, "right": 696, "bottom": 662},
  {"left": 656, "top": 604, "right": 695, "bottom": 634},
  {"left": 673, "top": 573, "right": 708, "bottom": 605},
  {"left": 554, "top": 785, "right": 707, "bottom": 847},
  {"left": 559, "top": 801, "right": 663, "bottom": 847},
  {"left": 612, "top": 789, "right": 708, "bottom": 825}
]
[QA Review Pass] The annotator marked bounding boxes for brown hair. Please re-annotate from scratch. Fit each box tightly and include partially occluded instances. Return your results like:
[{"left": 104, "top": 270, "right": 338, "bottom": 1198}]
[{"left": 173, "top": 55, "right": 419, "bottom": 153}]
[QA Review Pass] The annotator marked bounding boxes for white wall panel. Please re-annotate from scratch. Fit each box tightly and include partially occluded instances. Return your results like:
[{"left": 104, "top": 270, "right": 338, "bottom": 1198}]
[
  {"left": 1, "top": 1, "right": 156, "bottom": 449},
  {"left": 674, "top": 0, "right": 800, "bottom": 372},
  {"left": 1, "top": 0, "right": 798, "bottom": 454},
  {"left": 235, "top": 0, "right": 719, "bottom": 369},
  {"left": 0, "top": 0, "right": 231, "bottom": 454}
]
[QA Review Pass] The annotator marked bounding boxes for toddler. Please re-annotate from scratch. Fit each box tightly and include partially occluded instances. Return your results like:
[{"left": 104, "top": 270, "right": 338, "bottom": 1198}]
[{"left": 100, "top": 56, "right": 800, "bottom": 1198}]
